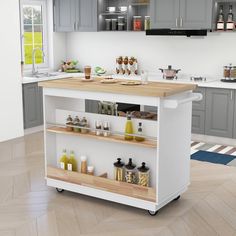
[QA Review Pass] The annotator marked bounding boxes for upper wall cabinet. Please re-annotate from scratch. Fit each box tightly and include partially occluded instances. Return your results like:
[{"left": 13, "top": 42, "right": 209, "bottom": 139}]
[
  {"left": 75, "top": 0, "right": 97, "bottom": 32},
  {"left": 150, "top": 0, "right": 213, "bottom": 29},
  {"left": 54, "top": 0, "right": 76, "bottom": 32},
  {"left": 180, "top": 0, "right": 212, "bottom": 29},
  {"left": 150, "top": 0, "right": 180, "bottom": 29},
  {"left": 54, "top": 0, "right": 98, "bottom": 32}
]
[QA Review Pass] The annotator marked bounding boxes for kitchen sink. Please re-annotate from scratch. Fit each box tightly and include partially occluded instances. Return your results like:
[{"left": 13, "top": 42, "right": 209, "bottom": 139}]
[{"left": 29, "top": 72, "right": 61, "bottom": 78}]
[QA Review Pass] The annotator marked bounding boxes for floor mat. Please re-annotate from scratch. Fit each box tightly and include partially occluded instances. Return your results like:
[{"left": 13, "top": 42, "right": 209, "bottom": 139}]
[{"left": 191, "top": 150, "right": 236, "bottom": 166}]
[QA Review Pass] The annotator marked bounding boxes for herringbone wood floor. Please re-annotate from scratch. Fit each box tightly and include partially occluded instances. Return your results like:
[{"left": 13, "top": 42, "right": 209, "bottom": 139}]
[{"left": 1, "top": 132, "right": 236, "bottom": 236}]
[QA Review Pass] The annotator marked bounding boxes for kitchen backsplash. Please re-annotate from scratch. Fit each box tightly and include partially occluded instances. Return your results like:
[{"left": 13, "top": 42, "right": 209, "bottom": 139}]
[{"left": 64, "top": 31, "right": 236, "bottom": 79}]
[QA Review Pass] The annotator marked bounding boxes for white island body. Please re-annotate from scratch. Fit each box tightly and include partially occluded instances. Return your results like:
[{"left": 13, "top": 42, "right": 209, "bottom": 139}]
[{"left": 39, "top": 77, "right": 201, "bottom": 214}]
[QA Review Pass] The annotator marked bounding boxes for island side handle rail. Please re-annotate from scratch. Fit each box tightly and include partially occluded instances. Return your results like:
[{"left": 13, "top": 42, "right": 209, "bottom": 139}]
[{"left": 163, "top": 93, "right": 203, "bottom": 109}]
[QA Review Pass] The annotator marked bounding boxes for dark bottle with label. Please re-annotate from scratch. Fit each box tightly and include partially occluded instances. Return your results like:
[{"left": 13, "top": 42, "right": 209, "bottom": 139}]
[
  {"left": 217, "top": 5, "right": 225, "bottom": 31},
  {"left": 226, "top": 5, "right": 234, "bottom": 30}
]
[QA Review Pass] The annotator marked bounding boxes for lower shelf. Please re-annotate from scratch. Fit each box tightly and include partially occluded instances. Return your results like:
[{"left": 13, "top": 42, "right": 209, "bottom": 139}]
[{"left": 47, "top": 166, "right": 156, "bottom": 202}]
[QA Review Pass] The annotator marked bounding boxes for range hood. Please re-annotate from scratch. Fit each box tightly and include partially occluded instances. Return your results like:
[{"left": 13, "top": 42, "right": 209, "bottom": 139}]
[{"left": 146, "top": 29, "right": 207, "bottom": 37}]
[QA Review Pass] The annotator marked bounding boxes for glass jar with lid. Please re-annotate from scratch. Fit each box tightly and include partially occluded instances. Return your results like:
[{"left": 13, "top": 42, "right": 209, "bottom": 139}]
[
  {"left": 66, "top": 115, "right": 73, "bottom": 131},
  {"left": 144, "top": 16, "right": 150, "bottom": 30},
  {"left": 118, "top": 16, "right": 125, "bottom": 31},
  {"left": 125, "top": 158, "right": 136, "bottom": 184},
  {"left": 137, "top": 162, "right": 150, "bottom": 187},
  {"left": 105, "top": 19, "right": 111, "bottom": 31},
  {"left": 114, "top": 158, "right": 124, "bottom": 181},
  {"left": 73, "top": 116, "right": 80, "bottom": 133},
  {"left": 111, "top": 18, "right": 118, "bottom": 31},
  {"left": 133, "top": 16, "right": 142, "bottom": 31}
]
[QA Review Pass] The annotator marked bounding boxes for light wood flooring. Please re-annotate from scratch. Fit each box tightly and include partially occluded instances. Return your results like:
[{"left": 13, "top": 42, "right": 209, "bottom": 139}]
[{"left": 1, "top": 132, "right": 236, "bottom": 236}]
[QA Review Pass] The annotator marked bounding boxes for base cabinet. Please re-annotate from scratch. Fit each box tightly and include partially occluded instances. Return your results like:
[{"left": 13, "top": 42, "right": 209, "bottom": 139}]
[
  {"left": 22, "top": 83, "right": 43, "bottom": 129},
  {"left": 192, "top": 110, "right": 205, "bottom": 134},
  {"left": 205, "top": 88, "right": 234, "bottom": 138}
]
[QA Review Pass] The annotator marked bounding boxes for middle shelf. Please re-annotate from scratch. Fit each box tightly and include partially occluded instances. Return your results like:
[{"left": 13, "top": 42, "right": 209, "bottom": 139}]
[{"left": 47, "top": 126, "right": 157, "bottom": 148}]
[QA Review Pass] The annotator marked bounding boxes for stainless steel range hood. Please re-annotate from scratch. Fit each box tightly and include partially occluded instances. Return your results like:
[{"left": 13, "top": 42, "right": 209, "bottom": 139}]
[{"left": 146, "top": 29, "right": 207, "bottom": 37}]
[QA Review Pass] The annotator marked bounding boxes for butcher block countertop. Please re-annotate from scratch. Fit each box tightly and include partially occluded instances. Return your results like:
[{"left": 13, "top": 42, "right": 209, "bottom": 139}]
[{"left": 39, "top": 77, "right": 197, "bottom": 97}]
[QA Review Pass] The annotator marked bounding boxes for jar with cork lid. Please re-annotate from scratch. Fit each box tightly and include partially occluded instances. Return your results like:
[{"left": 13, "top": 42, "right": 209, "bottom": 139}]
[{"left": 125, "top": 158, "right": 136, "bottom": 184}]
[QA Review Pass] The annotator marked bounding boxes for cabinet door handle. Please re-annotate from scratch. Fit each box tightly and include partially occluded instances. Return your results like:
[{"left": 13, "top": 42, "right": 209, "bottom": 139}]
[
  {"left": 176, "top": 18, "right": 178, "bottom": 27},
  {"left": 74, "top": 22, "right": 76, "bottom": 31},
  {"left": 231, "top": 90, "right": 233, "bottom": 100},
  {"left": 180, "top": 17, "right": 183, "bottom": 27},
  {"left": 77, "top": 21, "right": 80, "bottom": 31}
]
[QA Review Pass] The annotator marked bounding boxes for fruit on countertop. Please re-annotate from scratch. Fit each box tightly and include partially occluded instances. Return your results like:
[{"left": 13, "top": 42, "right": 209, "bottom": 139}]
[
  {"left": 60, "top": 60, "right": 79, "bottom": 72},
  {"left": 95, "top": 66, "right": 106, "bottom": 75}
]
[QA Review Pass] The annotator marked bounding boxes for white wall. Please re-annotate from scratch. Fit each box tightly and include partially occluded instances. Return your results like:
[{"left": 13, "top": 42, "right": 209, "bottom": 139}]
[
  {"left": 66, "top": 32, "right": 236, "bottom": 79},
  {"left": 0, "top": 0, "right": 24, "bottom": 142}
]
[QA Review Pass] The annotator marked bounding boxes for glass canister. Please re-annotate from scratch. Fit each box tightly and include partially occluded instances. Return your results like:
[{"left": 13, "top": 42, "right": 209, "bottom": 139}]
[
  {"left": 137, "top": 162, "right": 150, "bottom": 187},
  {"left": 81, "top": 117, "right": 89, "bottom": 133},
  {"left": 125, "top": 158, "right": 136, "bottom": 184},
  {"left": 105, "top": 19, "right": 111, "bottom": 31},
  {"left": 103, "top": 121, "right": 110, "bottom": 137},
  {"left": 111, "top": 18, "right": 118, "bottom": 31},
  {"left": 118, "top": 16, "right": 125, "bottom": 31},
  {"left": 133, "top": 16, "right": 142, "bottom": 31},
  {"left": 231, "top": 66, "right": 236, "bottom": 78},
  {"left": 114, "top": 158, "right": 124, "bottom": 181}
]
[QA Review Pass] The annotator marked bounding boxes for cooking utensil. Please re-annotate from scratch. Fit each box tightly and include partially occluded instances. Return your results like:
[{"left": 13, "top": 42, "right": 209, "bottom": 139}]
[{"left": 159, "top": 65, "right": 181, "bottom": 80}]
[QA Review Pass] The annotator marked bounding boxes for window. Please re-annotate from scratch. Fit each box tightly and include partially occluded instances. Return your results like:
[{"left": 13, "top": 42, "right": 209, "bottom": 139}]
[{"left": 20, "top": 0, "right": 48, "bottom": 68}]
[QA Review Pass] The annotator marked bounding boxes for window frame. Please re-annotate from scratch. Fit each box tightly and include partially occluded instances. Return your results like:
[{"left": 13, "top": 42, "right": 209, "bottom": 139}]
[{"left": 20, "top": 0, "right": 49, "bottom": 70}]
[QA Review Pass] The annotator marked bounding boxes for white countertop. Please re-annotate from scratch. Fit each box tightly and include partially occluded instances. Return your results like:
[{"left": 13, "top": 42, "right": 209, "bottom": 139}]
[{"left": 22, "top": 72, "right": 236, "bottom": 90}]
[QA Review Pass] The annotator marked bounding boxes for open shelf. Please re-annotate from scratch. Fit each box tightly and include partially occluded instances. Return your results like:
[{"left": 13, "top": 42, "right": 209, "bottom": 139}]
[
  {"left": 47, "top": 166, "right": 156, "bottom": 202},
  {"left": 47, "top": 126, "right": 157, "bottom": 148}
]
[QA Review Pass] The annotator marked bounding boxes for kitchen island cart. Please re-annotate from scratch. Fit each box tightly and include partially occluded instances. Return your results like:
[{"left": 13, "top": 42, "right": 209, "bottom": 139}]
[{"left": 39, "top": 77, "right": 201, "bottom": 215}]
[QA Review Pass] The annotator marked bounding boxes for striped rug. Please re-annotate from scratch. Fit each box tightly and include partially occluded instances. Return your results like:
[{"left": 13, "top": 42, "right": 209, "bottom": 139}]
[{"left": 191, "top": 141, "right": 236, "bottom": 167}]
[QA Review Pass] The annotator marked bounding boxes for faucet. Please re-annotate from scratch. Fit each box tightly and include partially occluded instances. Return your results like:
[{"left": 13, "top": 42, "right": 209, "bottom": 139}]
[{"left": 32, "top": 47, "right": 45, "bottom": 75}]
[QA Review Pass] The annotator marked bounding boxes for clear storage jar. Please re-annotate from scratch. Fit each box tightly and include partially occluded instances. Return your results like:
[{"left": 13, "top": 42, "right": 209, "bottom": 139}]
[
  {"left": 114, "top": 158, "right": 124, "bottom": 181},
  {"left": 133, "top": 16, "right": 142, "bottom": 31},
  {"left": 137, "top": 162, "right": 150, "bottom": 187},
  {"left": 125, "top": 158, "right": 136, "bottom": 184}
]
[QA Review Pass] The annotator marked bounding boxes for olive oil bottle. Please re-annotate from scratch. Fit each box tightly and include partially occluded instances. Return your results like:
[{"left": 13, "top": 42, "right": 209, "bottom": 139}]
[
  {"left": 125, "top": 113, "right": 134, "bottom": 140},
  {"left": 67, "top": 150, "right": 77, "bottom": 171},
  {"left": 59, "top": 149, "right": 69, "bottom": 170}
]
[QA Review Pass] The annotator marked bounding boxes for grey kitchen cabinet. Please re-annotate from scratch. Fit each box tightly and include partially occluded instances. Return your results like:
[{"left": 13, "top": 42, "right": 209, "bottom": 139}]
[
  {"left": 205, "top": 88, "right": 234, "bottom": 138},
  {"left": 150, "top": 0, "right": 212, "bottom": 29},
  {"left": 234, "top": 93, "right": 236, "bottom": 139},
  {"left": 192, "top": 110, "right": 205, "bottom": 134},
  {"left": 22, "top": 83, "right": 43, "bottom": 129},
  {"left": 192, "top": 87, "right": 206, "bottom": 134},
  {"left": 150, "top": 0, "right": 180, "bottom": 29},
  {"left": 180, "top": 0, "right": 212, "bottom": 29},
  {"left": 54, "top": 0, "right": 97, "bottom": 32},
  {"left": 54, "top": 0, "right": 76, "bottom": 32},
  {"left": 75, "top": 0, "right": 97, "bottom": 32}
]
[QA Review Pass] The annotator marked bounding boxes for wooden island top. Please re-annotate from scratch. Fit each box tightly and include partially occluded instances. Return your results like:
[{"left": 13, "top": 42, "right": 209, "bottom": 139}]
[{"left": 39, "top": 77, "right": 197, "bottom": 97}]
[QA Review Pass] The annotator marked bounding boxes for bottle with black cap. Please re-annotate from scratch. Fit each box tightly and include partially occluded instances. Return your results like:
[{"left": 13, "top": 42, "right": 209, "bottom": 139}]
[
  {"left": 113, "top": 158, "right": 124, "bottom": 181},
  {"left": 137, "top": 162, "right": 150, "bottom": 187},
  {"left": 125, "top": 158, "right": 136, "bottom": 184}
]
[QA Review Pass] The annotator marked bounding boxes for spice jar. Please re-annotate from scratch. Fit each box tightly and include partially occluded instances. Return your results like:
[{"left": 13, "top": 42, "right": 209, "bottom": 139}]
[
  {"left": 81, "top": 117, "right": 89, "bottom": 133},
  {"left": 66, "top": 115, "right": 73, "bottom": 131},
  {"left": 224, "top": 66, "right": 231, "bottom": 78},
  {"left": 81, "top": 156, "right": 87, "bottom": 174},
  {"left": 144, "top": 16, "right": 150, "bottom": 30},
  {"left": 231, "top": 66, "right": 236, "bottom": 78},
  {"left": 114, "top": 158, "right": 124, "bottom": 181},
  {"left": 87, "top": 166, "right": 94, "bottom": 175},
  {"left": 133, "top": 16, "right": 142, "bottom": 31},
  {"left": 125, "top": 158, "right": 136, "bottom": 184},
  {"left": 137, "top": 162, "right": 150, "bottom": 187},
  {"left": 95, "top": 120, "right": 102, "bottom": 136},
  {"left": 103, "top": 121, "right": 110, "bottom": 137},
  {"left": 73, "top": 116, "right": 80, "bottom": 133}
]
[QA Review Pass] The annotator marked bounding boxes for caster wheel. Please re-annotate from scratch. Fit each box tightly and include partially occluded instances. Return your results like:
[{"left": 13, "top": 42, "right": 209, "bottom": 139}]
[
  {"left": 148, "top": 210, "right": 158, "bottom": 216},
  {"left": 56, "top": 188, "right": 64, "bottom": 193},
  {"left": 174, "top": 195, "right": 180, "bottom": 201}
]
